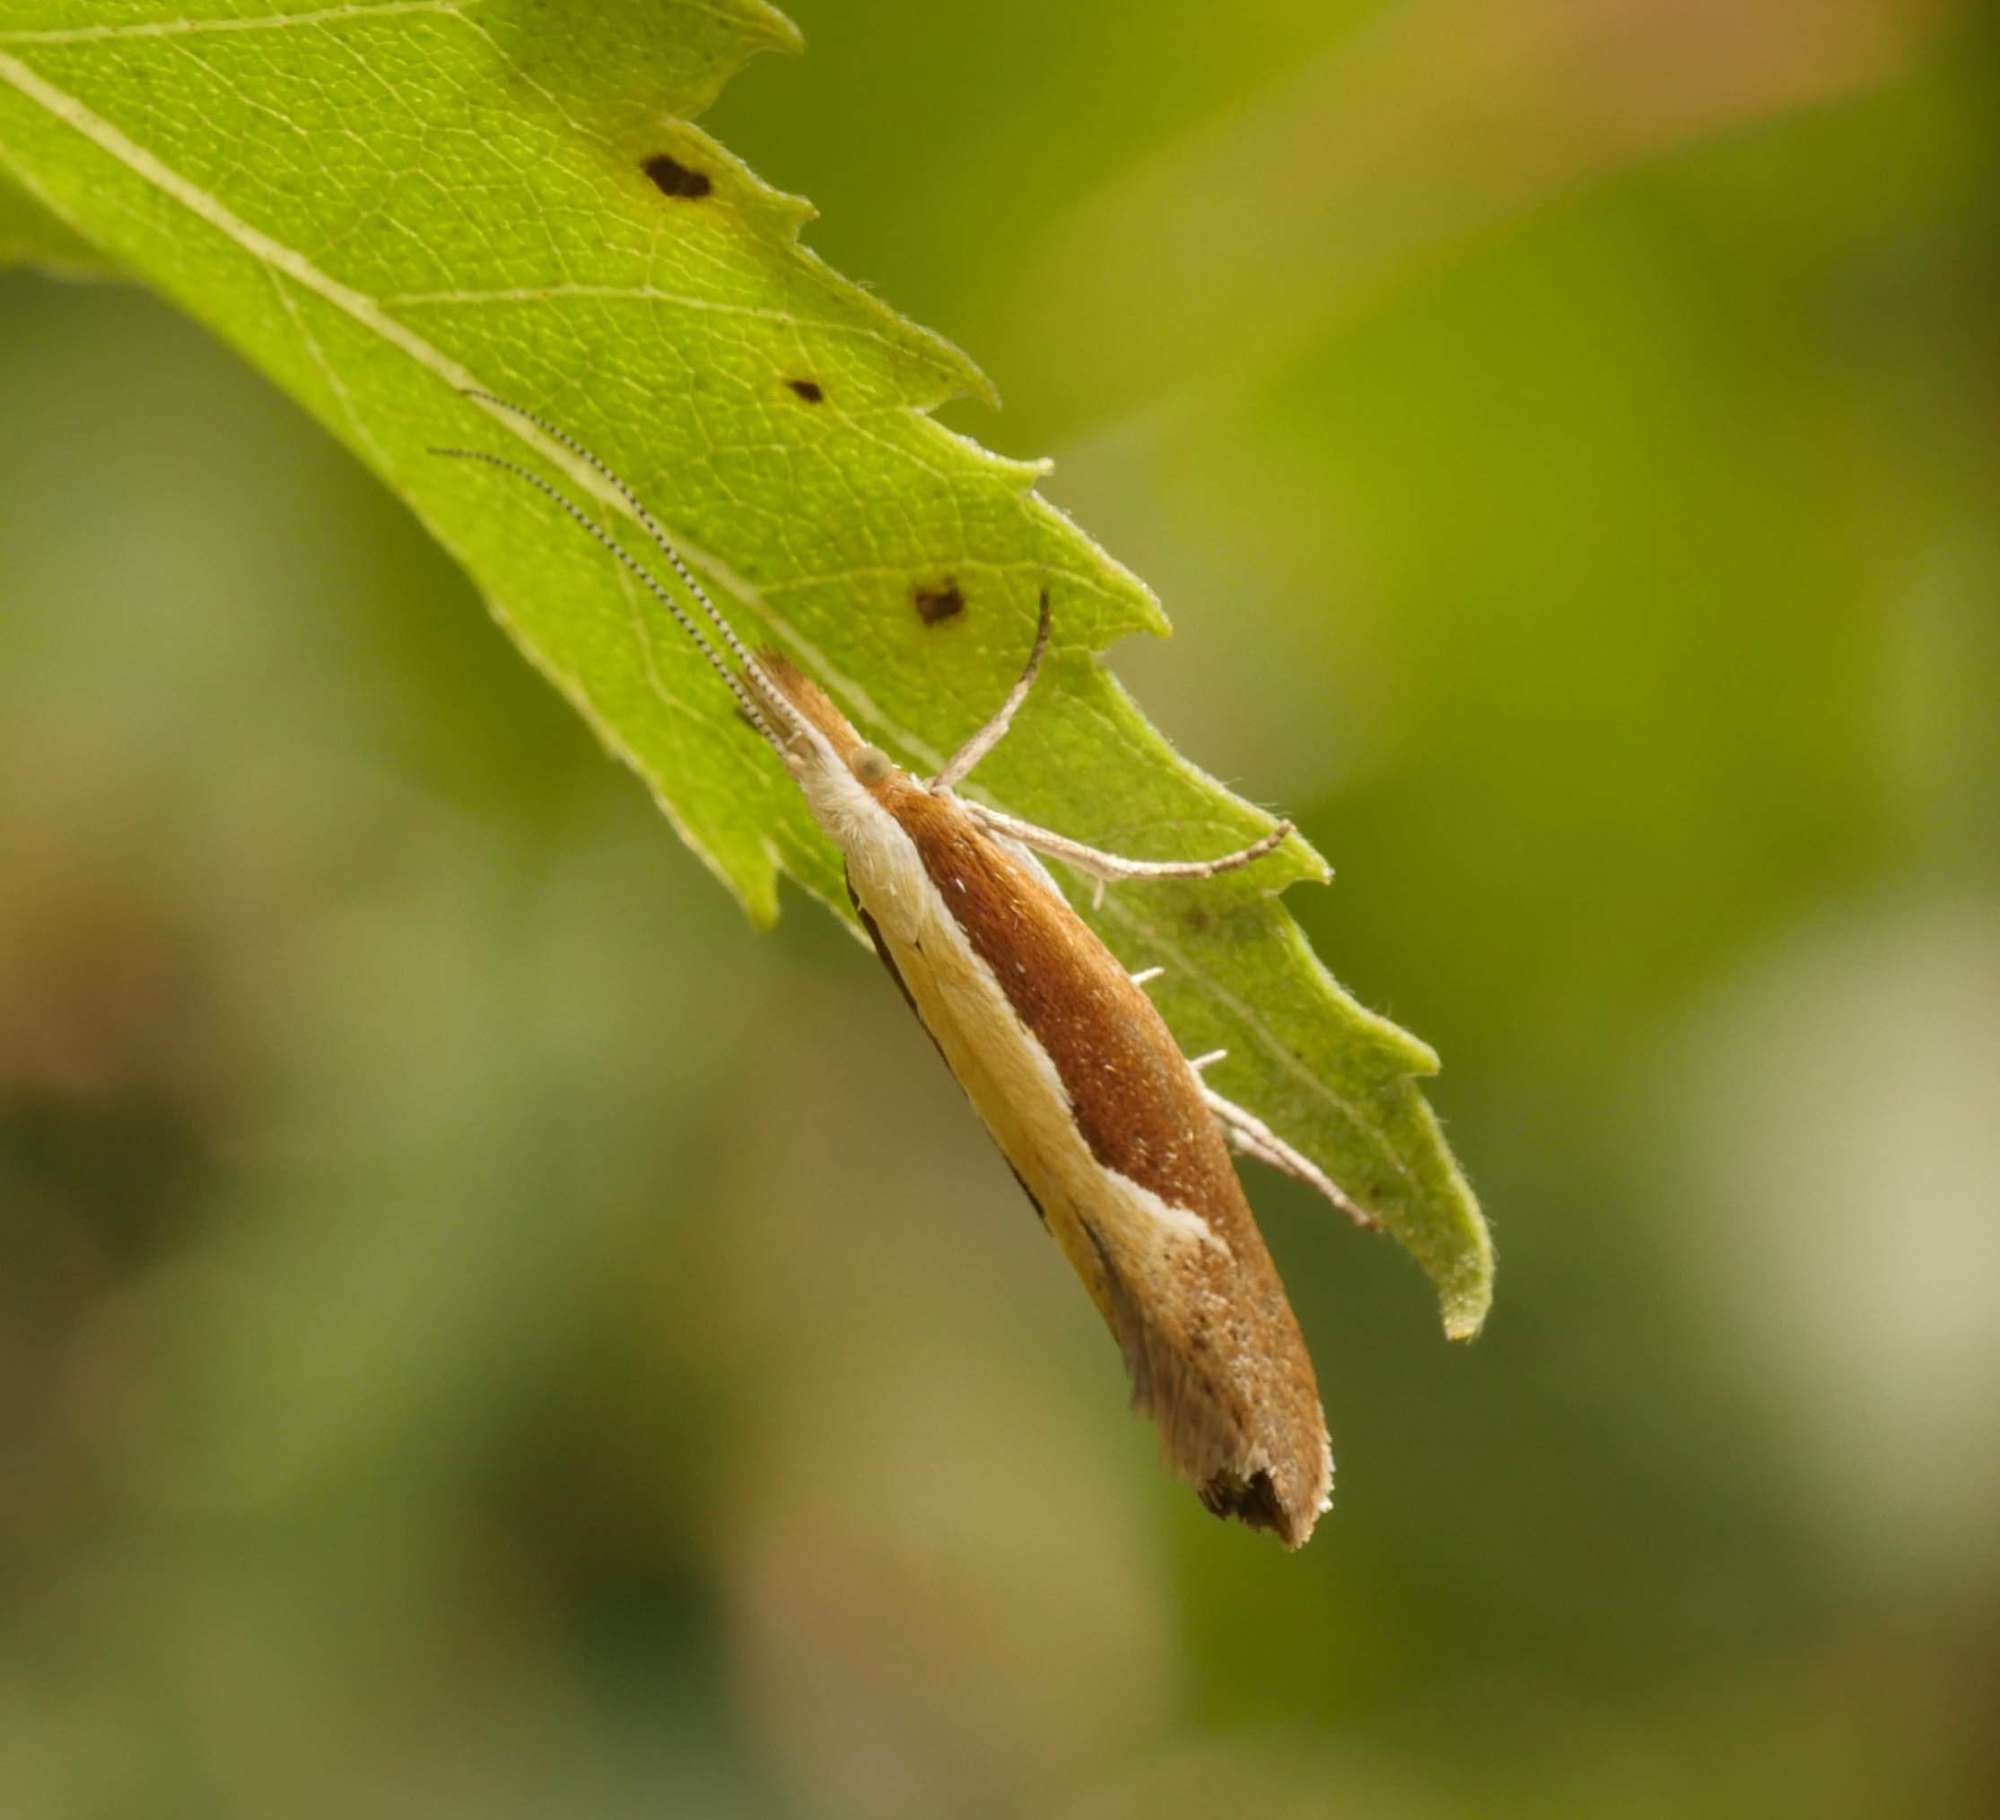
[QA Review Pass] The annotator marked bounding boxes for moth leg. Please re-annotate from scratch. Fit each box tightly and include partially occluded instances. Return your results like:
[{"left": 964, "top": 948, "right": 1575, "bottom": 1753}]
[
  {"left": 1130, "top": 965, "right": 1166, "bottom": 987},
  {"left": 1202, "top": 1085, "right": 1380, "bottom": 1231},
  {"left": 965, "top": 803, "right": 1294, "bottom": 895},
  {"left": 931, "top": 589, "right": 1052, "bottom": 792}
]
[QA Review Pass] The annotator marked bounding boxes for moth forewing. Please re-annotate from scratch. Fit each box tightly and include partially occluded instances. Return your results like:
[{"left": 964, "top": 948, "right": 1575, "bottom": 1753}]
[{"left": 752, "top": 656, "right": 1333, "bottom": 1546}]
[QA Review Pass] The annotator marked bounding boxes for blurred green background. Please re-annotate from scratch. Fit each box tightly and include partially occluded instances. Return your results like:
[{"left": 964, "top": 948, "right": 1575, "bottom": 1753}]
[{"left": 3, "top": 0, "right": 1996, "bottom": 1814}]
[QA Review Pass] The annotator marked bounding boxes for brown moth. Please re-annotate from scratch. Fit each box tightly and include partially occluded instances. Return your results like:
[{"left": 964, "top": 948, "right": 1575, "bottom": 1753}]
[{"left": 440, "top": 398, "right": 1379, "bottom": 1547}]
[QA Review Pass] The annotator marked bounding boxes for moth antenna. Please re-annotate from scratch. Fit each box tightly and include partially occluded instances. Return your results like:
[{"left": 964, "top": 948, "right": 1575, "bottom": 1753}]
[
  {"left": 430, "top": 445, "right": 781, "bottom": 746},
  {"left": 461, "top": 392, "right": 769, "bottom": 679}
]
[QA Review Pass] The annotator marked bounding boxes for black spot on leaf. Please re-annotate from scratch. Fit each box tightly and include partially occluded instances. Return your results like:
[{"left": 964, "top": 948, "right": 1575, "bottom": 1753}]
[
  {"left": 786, "top": 378, "right": 824, "bottom": 403},
  {"left": 642, "top": 154, "right": 711, "bottom": 199},
  {"left": 914, "top": 580, "right": 965, "bottom": 625}
]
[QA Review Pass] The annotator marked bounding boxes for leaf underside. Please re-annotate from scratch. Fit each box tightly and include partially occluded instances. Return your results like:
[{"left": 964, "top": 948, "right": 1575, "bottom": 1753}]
[{"left": 0, "top": 0, "right": 1491, "bottom": 1336}]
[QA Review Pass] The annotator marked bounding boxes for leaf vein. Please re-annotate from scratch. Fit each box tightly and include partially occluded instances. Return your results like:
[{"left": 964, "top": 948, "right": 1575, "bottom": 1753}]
[
  {"left": 267, "top": 265, "right": 391, "bottom": 469},
  {"left": 0, "top": 2, "right": 473, "bottom": 46},
  {"left": 381, "top": 280, "right": 949, "bottom": 367}
]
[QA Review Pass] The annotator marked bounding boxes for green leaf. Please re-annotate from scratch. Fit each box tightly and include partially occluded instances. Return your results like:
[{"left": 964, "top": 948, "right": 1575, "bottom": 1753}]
[{"left": 0, "top": 0, "right": 1490, "bottom": 1337}]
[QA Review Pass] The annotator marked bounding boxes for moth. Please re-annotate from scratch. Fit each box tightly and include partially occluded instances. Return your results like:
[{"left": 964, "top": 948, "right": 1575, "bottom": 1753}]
[{"left": 440, "top": 397, "right": 1378, "bottom": 1547}]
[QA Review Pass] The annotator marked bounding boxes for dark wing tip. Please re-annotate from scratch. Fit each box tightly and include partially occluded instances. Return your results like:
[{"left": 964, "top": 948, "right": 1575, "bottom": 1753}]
[{"left": 1200, "top": 1467, "right": 1314, "bottom": 1549}]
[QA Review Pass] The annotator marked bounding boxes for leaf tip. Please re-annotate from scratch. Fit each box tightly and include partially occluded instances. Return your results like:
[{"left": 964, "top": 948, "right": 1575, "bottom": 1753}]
[
  {"left": 1283, "top": 825, "right": 1334, "bottom": 887},
  {"left": 918, "top": 325, "right": 1003, "bottom": 412},
  {"left": 1437, "top": 1193, "right": 1495, "bottom": 1340},
  {"left": 740, "top": 0, "right": 806, "bottom": 58},
  {"left": 1443, "top": 1305, "right": 1488, "bottom": 1343}
]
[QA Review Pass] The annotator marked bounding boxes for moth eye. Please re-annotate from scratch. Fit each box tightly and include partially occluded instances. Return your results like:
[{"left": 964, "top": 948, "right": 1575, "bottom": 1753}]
[{"left": 851, "top": 745, "right": 894, "bottom": 785}]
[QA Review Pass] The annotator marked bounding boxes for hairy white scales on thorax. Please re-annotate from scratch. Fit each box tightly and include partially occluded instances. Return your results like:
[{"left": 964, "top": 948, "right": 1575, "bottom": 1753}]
[{"left": 786, "top": 725, "right": 918, "bottom": 921}]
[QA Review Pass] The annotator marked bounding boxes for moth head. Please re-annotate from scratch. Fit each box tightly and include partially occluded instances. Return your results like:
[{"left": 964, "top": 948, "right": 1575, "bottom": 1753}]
[{"left": 746, "top": 650, "right": 876, "bottom": 779}]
